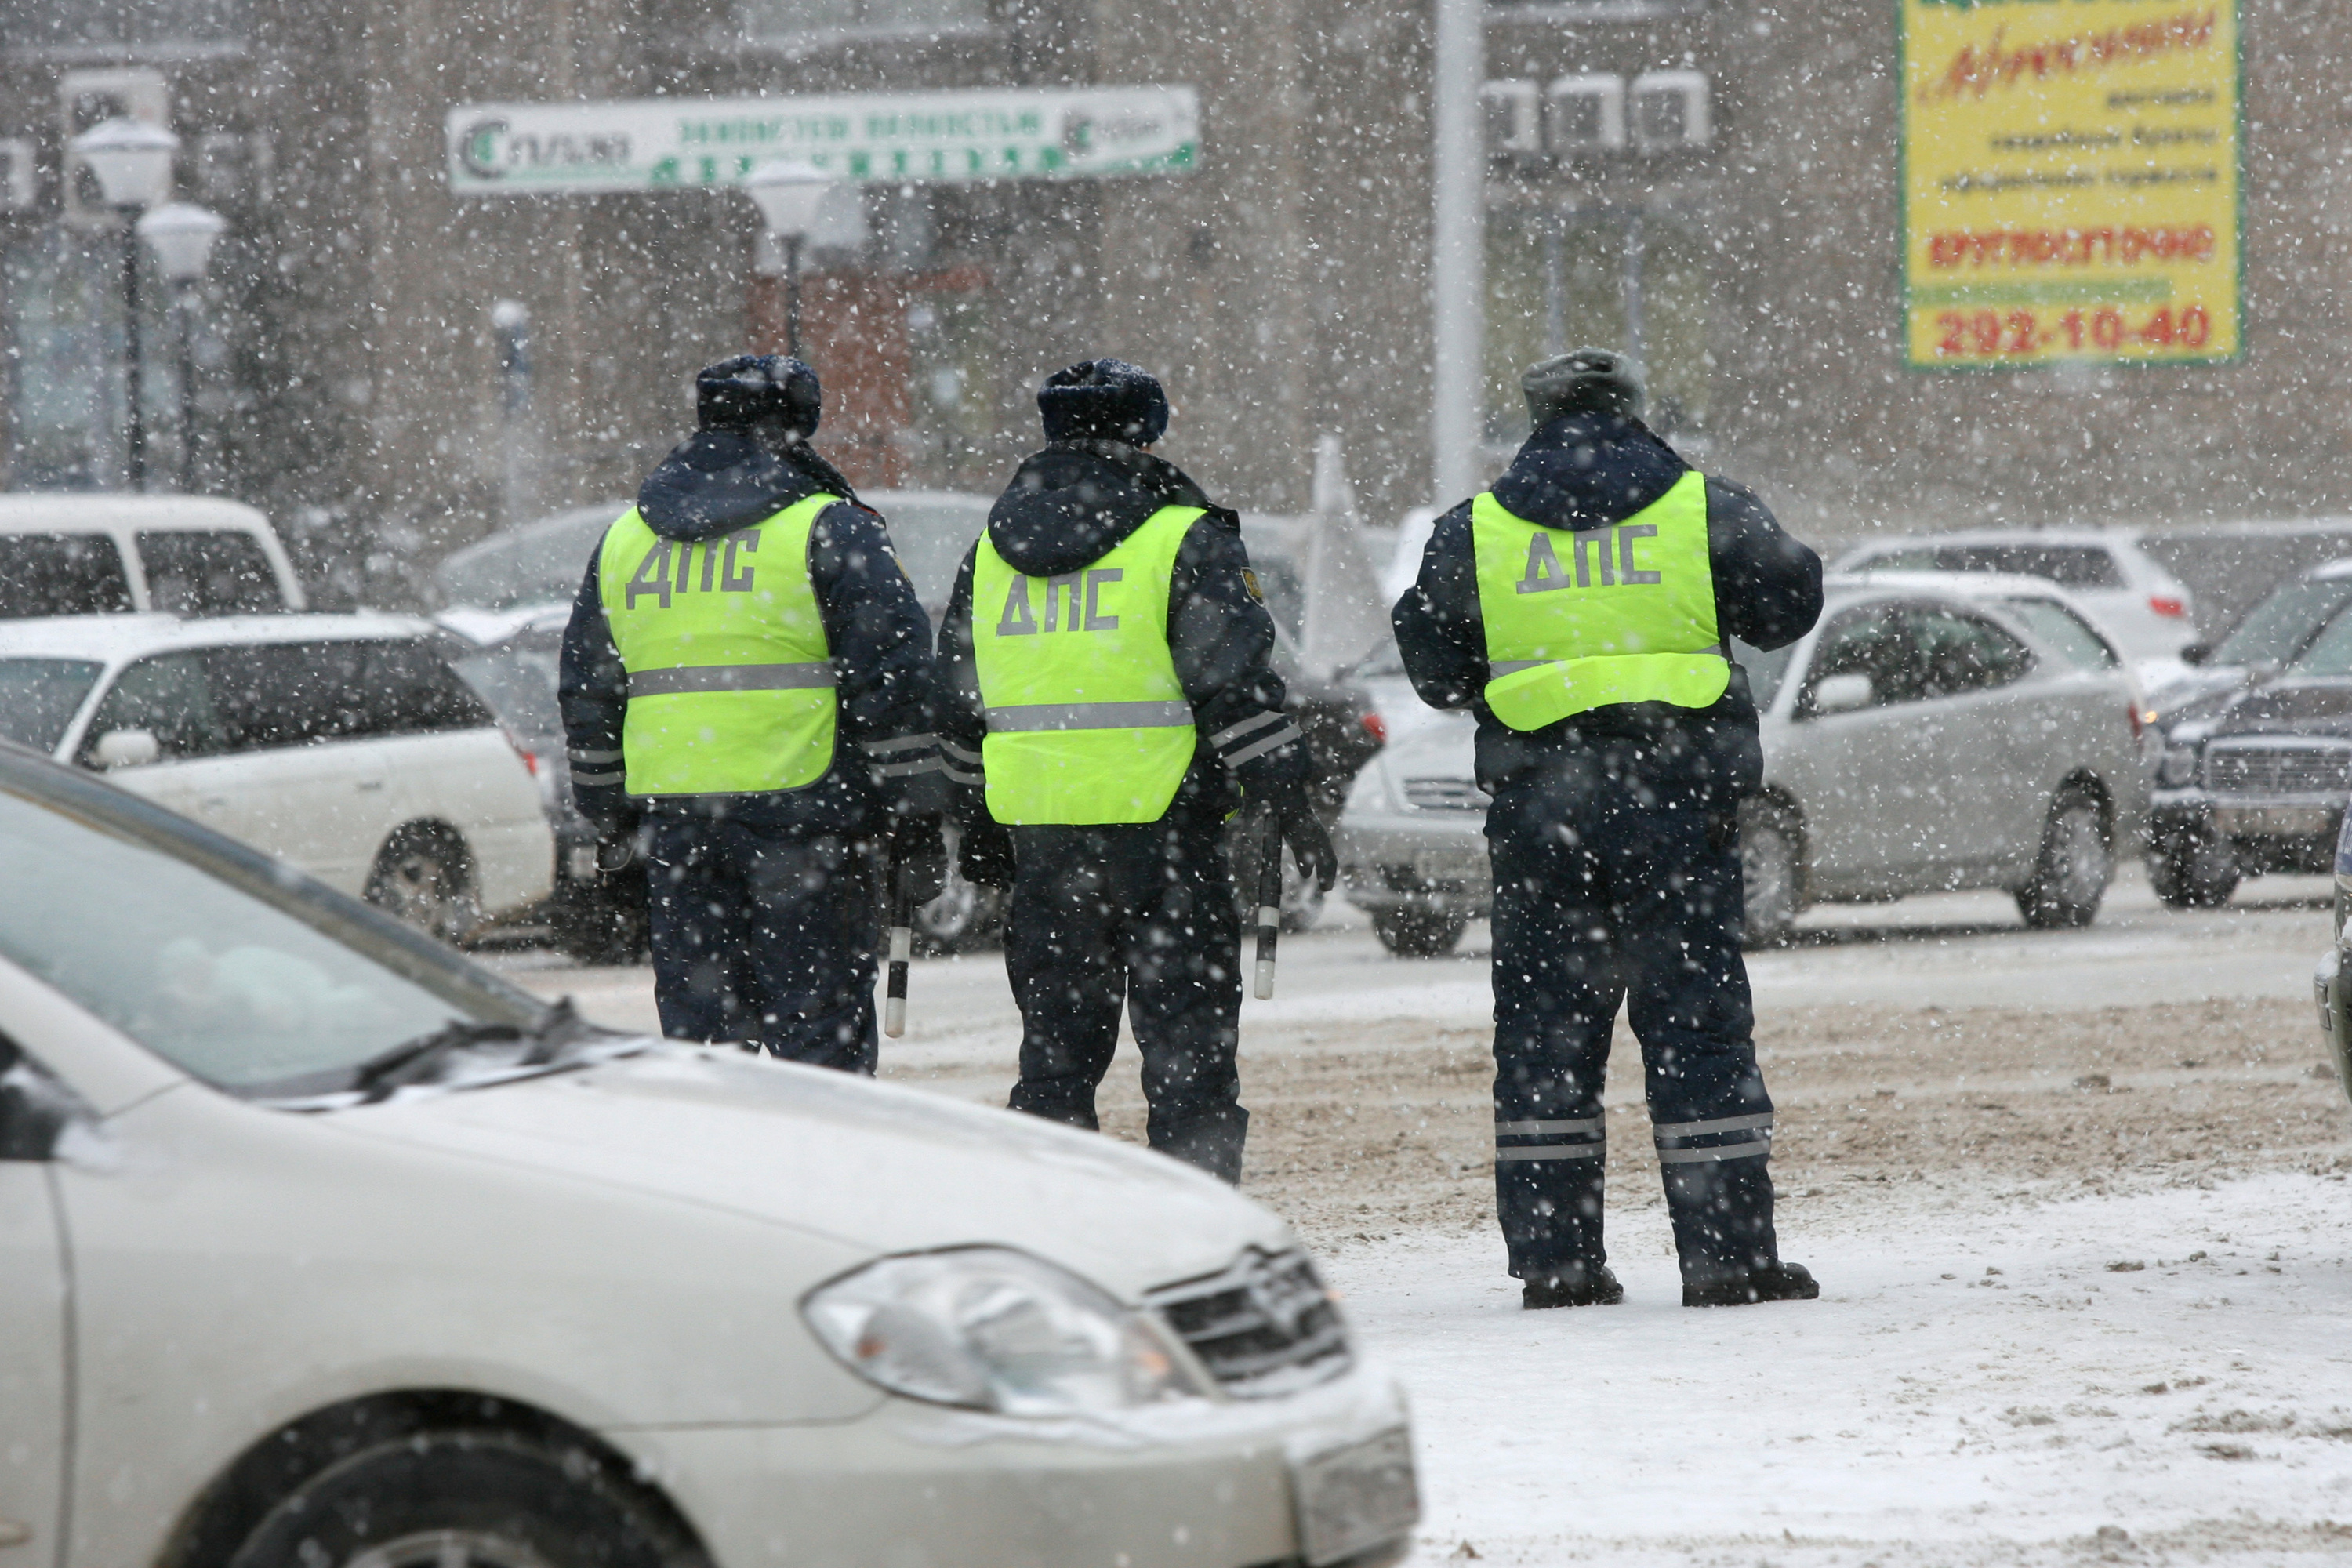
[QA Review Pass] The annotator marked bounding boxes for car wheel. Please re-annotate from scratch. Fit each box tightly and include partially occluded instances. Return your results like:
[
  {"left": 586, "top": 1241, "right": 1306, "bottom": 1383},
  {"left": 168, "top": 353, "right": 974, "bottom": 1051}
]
[
  {"left": 1737, "top": 802, "right": 1803, "bottom": 949},
  {"left": 227, "top": 1431, "right": 701, "bottom": 1568},
  {"left": 2016, "top": 788, "right": 2112, "bottom": 930},
  {"left": 366, "top": 826, "right": 480, "bottom": 944},
  {"left": 2150, "top": 829, "right": 2241, "bottom": 909},
  {"left": 553, "top": 866, "right": 650, "bottom": 965},
  {"left": 1372, "top": 906, "right": 1468, "bottom": 956},
  {"left": 913, "top": 858, "right": 1002, "bottom": 956}
]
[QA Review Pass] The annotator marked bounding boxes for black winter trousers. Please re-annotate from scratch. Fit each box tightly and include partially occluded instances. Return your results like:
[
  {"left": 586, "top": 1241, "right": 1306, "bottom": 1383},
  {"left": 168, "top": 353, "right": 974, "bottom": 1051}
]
[
  {"left": 642, "top": 818, "right": 879, "bottom": 1073},
  {"left": 1485, "top": 753, "right": 1782, "bottom": 1289},
  {"left": 1003, "top": 818, "right": 1247, "bottom": 1182}
]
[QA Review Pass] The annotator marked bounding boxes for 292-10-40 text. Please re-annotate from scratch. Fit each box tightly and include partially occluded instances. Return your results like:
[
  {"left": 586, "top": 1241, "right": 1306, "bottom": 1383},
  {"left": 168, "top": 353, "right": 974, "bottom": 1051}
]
[{"left": 1932, "top": 303, "right": 2216, "bottom": 359}]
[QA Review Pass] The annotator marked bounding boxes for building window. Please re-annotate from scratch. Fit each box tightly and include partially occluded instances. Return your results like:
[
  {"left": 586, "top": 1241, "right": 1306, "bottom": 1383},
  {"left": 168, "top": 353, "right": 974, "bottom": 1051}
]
[
  {"left": 739, "top": 0, "right": 987, "bottom": 42},
  {"left": 1, "top": 0, "right": 245, "bottom": 56},
  {"left": 1484, "top": 205, "right": 1712, "bottom": 447}
]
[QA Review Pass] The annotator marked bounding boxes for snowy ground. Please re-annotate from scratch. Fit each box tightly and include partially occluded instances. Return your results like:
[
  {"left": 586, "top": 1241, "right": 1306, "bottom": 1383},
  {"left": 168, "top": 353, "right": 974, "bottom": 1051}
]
[{"left": 498, "top": 866, "right": 2352, "bottom": 1564}]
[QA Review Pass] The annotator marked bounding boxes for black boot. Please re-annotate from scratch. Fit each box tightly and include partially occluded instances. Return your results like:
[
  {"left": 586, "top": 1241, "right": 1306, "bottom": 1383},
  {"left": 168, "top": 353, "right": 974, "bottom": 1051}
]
[
  {"left": 1683, "top": 1260, "right": 1820, "bottom": 1308},
  {"left": 1523, "top": 1262, "right": 1624, "bottom": 1309}
]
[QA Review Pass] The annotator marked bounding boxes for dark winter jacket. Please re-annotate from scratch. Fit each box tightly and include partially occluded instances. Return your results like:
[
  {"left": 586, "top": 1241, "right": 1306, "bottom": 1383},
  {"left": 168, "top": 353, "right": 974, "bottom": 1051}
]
[
  {"left": 559, "top": 428, "right": 944, "bottom": 838},
  {"left": 936, "top": 439, "right": 1310, "bottom": 827},
  {"left": 1392, "top": 411, "right": 1823, "bottom": 800}
]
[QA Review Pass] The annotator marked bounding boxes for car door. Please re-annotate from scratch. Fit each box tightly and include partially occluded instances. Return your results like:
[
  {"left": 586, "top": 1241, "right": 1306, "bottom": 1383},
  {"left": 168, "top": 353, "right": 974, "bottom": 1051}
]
[
  {"left": 0, "top": 1037, "right": 68, "bottom": 1568},
  {"left": 72, "top": 652, "right": 237, "bottom": 830},
  {"left": 1893, "top": 603, "right": 2044, "bottom": 873},
  {"left": 1777, "top": 603, "right": 1944, "bottom": 888},
  {"left": 198, "top": 643, "right": 398, "bottom": 897}
]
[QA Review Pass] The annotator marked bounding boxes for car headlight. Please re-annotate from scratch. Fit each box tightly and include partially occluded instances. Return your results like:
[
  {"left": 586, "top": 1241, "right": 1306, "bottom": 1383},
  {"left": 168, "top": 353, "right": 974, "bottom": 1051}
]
[
  {"left": 2158, "top": 746, "right": 2200, "bottom": 787},
  {"left": 801, "top": 1247, "right": 1206, "bottom": 1416}
]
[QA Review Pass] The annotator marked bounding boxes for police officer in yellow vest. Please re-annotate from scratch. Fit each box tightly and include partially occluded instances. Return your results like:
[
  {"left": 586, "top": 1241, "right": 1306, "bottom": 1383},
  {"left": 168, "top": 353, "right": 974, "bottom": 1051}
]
[
  {"left": 937, "top": 359, "right": 1334, "bottom": 1182},
  {"left": 1396, "top": 350, "right": 1825, "bottom": 1308},
  {"left": 559, "top": 355, "right": 946, "bottom": 1070}
]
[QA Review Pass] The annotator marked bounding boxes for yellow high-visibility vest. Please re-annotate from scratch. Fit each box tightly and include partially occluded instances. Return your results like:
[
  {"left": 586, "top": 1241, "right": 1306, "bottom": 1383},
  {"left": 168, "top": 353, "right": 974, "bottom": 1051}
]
[
  {"left": 1472, "top": 470, "right": 1729, "bottom": 731},
  {"left": 970, "top": 504, "right": 1201, "bottom": 824},
  {"left": 597, "top": 492, "right": 837, "bottom": 795}
]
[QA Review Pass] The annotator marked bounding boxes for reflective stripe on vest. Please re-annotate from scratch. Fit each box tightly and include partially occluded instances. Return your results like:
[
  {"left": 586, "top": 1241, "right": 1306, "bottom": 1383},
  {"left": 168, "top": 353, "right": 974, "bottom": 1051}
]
[
  {"left": 1472, "top": 470, "right": 1728, "bottom": 731},
  {"left": 597, "top": 493, "right": 837, "bottom": 796},
  {"left": 971, "top": 504, "right": 1201, "bottom": 825}
]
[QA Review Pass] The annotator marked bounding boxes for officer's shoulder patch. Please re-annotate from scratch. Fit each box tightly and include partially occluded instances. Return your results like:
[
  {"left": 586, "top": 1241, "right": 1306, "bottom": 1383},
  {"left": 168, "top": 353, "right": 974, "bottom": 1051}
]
[{"left": 1241, "top": 568, "right": 1264, "bottom": 604}]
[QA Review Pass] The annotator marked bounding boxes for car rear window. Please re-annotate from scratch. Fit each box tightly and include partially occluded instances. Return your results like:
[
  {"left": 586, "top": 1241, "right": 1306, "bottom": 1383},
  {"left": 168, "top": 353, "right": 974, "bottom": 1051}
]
[
  {"left": 208, "top": 639, "right": 494, "bottom": 750},
  {"left": 451, "top": 641, "right": 562, "bottom": 738},
  {"left": 1994, "top": 597, "right": 2119, "bottom": 670},
  {"left": 137, "top": 530, "right": 285, "bottom": 615},
  {"left": 0, "top": 657, "right": 103, "bottom": 752},
  {"left": 1929, "top": 543, "right": 2123, "bottom": 590},
  {"left": 0, "top": 533, "right": 136, "bottom": 618}
]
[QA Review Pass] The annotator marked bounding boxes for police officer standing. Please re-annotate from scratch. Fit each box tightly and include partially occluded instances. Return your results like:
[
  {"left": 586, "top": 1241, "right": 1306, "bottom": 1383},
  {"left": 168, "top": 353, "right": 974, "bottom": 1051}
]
[
  {"left": 561, "top": 354, "right": 946, "bottom": 1070},
  {"left": 938, "top": 359, "right": 1334, "bottom": 1181},
  {"left": 1396, "top": 350, "right": 1824, "bottom": 1307}
]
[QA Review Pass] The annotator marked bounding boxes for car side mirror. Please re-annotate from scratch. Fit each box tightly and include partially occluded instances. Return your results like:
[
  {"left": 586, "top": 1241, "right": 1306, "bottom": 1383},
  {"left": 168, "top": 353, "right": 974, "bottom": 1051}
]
[
  {"left": 0, "top": 1036, "right": 72, "bottom": 1162},
  {"left": 2179, "top": 643, "right": 2211, "bottom": 666},
  {"left": 1809, "top": 673, "right": 1875, "bottom": 714},
  {"left": 92, "top": 728, "right": 160, "bottom": 769}
]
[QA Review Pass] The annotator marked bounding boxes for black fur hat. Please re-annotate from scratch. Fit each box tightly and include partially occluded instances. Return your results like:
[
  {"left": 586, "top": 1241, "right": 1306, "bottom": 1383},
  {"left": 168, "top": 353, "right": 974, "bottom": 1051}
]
[
  {"left": 1036, "top": 358, "right": 1170, "bottom": 446},
  {"left": 696, "top": 354, "right": 822, "bottom": 438}
]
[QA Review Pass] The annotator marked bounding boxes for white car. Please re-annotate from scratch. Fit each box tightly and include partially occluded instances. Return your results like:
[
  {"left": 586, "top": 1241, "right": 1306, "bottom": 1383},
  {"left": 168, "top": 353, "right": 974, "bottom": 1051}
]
[
  {"left": 0, "top": 746, "right": 1418, "bottom": 1568},
  {"left": 1338, "top": 574, "right": 2151, "bottom": 951},
  {"left": 1831, "top": 526, "right": 2196, "bottom": 666},
  {"left": 0, "top": 613, "right": 551, "bottom": 940},
  {"left": 0, "top": 492, "right": 306, "bottom": 618}
]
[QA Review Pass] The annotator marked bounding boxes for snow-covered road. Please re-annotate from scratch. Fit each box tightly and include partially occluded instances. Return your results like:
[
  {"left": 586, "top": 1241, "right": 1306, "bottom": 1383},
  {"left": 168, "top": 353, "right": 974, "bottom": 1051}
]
[{"left": 1334, "top": 1174, "right": 2352, "bottom": 1566}]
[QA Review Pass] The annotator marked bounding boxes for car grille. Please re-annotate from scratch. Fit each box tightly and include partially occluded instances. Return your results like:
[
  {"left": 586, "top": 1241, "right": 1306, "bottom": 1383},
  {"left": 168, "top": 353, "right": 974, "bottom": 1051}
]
[
  {"left": 2201, "top": 740, "right": 2352, "bottom": 799},
  {"left": 1146, "top": 1247, "right": 1352, "bottom": 1397},
  {"left": 1402, "top": 776, "right": 1491, "bottom": 812}
]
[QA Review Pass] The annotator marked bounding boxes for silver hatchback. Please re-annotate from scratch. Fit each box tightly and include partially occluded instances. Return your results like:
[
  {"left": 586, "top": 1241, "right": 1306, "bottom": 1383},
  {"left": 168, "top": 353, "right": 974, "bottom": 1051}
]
[{"left": 1338, "top": 574, "right": 2151, "bottom": 952}]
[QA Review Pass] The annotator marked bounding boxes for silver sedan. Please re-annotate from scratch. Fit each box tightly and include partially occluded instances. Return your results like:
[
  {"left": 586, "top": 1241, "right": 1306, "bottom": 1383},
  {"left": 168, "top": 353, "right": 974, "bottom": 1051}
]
[{"left": 1338, "top": 574, "right": 2151, "bottom": 952}]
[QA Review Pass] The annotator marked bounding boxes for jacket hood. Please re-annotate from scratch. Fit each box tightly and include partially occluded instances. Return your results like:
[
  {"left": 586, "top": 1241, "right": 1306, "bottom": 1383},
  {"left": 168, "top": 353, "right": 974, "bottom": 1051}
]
[
  {"left": 335, "top": 1045, "right": 1289, "bottom": 1301},
  {"left": 985, "top": 439, "right": 1221, "bottom": 577},
  {"left": 1489, "top": 411, "right": 1690, "bottom": 533},
  {"left": 637, "top": 429, "right": 861, "bottom": 542}
]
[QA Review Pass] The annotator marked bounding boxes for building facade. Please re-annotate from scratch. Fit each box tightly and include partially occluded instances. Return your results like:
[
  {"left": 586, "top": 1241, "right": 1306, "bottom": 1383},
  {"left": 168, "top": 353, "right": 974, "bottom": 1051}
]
[{"left": 1, "top": 0, "right": 2346, "bottom": 598}]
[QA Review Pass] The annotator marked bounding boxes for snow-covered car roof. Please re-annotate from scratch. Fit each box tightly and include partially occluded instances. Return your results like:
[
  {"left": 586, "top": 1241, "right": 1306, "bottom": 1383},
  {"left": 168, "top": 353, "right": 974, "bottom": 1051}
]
[
  {"left": 1838, "top": 526, "right": 2144, "bottom": 552},
  {"left": 0, "top": 611, "right": 440, "bottom": 668},
  {"left": 0, "top": 493, "right": 278, "bottom": 535},
  {"left": 1826, "top": 568, "right": 2102, "bottom": 608}
]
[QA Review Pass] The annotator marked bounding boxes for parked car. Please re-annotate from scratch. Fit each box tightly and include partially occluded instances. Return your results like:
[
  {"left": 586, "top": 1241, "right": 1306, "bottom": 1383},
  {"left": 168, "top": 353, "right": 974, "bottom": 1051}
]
[
  {"left": 0, "top": 493, "right": 305, "bottom": 619},
  {"left": 0, "top": 613, "right": 551, "bottom": 941},
  {"left": 2144, "top": 555, "right": 2352, "bottom": 727},
  {"left": 1338, "top": 575, "right": 2151, "bottom": 953},
  {"left": 2308, "top": 806, "right": 2352, "bottom": 1108},
  {"left": 2148, "top": 607, "right": 2352, "bottom": 906},
  {"left": 1831, "top": 527, "right": 2196, "bottom": 665},
  {"left": 0, "top": 742, "right": 1418, "bottom": 1568}
]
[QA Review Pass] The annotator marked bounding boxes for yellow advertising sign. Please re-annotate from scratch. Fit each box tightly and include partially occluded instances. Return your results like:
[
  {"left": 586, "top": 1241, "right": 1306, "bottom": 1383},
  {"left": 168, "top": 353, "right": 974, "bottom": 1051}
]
[{"left": 1900, "top": 0, "right": 2241, "bottom": 368}]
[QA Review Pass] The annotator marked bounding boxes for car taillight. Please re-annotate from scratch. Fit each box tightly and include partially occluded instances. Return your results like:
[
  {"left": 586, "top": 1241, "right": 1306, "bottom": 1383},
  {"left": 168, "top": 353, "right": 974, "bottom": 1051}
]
[
  {"left": 2127, "top": 701, "right": 2144, "bottom": 741},
  {"left": 1361, "top": 711, "right": 1388, "bottom": 743},
  {"left": 2149, "top": 595, "right": 2187, "bottom": 618}
]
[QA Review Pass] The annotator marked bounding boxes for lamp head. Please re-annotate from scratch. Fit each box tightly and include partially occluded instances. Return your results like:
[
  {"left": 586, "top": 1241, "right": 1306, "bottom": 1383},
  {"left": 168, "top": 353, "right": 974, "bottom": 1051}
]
[
  {"left": 742, "top": 158, "right": 836, "bottom": 239},
  {"left": 71, "top": 118, "right": 180, "bottom": 210},
  {"left": 136, "top": 203, "right": 226, "bottom": 283}
]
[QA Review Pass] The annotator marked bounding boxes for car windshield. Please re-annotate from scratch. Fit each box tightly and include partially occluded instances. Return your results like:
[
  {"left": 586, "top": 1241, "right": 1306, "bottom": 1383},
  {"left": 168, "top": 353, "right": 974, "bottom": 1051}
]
[
  {"left": 880, "top": 497, "right": 992, "bottom": 608},
  {"left": 1994, "top": 597, "right": 2118, "bottom": 670},
  {"left": 0, "top": 770, "right": 545, "bottom": 1098},
  {"left": 1733, "top": 638, "right": 1795, "bottom": 708},
  {"left": 2284, "top": 604, "right": 2352, "bottom": 677},
  {"left": 0, "top": 657, "right": 103, "bottom": 752},
  {"left": 2213, "top": 571, "right": 2352, "bottom": 666}
]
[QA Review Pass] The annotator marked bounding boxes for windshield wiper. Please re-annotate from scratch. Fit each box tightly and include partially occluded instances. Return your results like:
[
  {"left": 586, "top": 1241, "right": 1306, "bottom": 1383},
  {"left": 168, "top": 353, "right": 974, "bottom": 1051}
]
[{"left": 347, "top": 997, "right": 600, "bottom": 1102}]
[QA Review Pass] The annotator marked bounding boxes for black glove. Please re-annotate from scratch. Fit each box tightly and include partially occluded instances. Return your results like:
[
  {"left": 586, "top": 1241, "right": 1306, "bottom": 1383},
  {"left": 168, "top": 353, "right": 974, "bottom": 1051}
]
[
  {"left": 888, "top": 815, "right": 949, "bottom": 906},
  {"left": 592, "top": 818, "right": 641, "bottom": 875},
  {"left": 958, "top": 812, "right": 1016, "bottom": 891},
  {"left": 1272, "top": 784, "right": 1338, "bottom": 894}
]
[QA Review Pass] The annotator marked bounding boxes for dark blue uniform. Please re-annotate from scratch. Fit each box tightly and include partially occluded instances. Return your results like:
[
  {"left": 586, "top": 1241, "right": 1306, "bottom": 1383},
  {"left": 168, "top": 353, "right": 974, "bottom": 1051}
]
[
  {"left": 1395, "top": 410, "right": 1823, "bottom": 1298},
  {"left": 560, "top": 429, "right": 942, "bottom": 1069}
]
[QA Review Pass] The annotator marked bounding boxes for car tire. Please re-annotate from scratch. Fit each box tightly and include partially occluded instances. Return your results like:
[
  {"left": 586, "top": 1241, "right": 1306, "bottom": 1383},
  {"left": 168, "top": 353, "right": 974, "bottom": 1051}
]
[
  {"left": 365, "top": 826, "right": 480, "bottom": 944},
  {"left": 1372, "top": 906, "right": 1468, "bottom": 956},
  {"left": 2016, "top": 787, "right": 2112, "bottom": 930},
  {"left": 227, "top": 1430, "right": 702, "bottom": 1568},
  {"left": 2150, "top": 830, "right": 2241, "bottom": 910},
  {"left": 1737, "top": 801, "right": 1803, "bottom": 950},
  {"left": 552, "top": 866, "right": 651, "bottom": 965}
]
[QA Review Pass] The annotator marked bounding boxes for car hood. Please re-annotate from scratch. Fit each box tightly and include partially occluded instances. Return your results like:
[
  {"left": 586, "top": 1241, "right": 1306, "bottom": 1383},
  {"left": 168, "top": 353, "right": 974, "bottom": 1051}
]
[
  {"left": 2204, "top": 678, "right": 2352, "bottom": 742},
  {"left": 329, "top": 1045, "right": 1290, "bottom": 1300}
]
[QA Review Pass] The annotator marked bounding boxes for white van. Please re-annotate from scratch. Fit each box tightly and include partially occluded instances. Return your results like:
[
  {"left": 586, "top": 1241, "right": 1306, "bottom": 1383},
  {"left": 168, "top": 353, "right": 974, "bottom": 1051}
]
[
  {"left": 0, "top": 495, "right": 306, "bottom": 618},
  {"left": 0, "top": 612, "right": 550, "bottom": 942}
]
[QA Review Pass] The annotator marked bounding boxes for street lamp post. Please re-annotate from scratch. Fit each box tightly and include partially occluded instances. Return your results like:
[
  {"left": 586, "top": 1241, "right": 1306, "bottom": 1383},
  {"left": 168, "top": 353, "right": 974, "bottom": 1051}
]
[
  {"left": 742, "top": 158, "right": 837, "bottom": 359},
  {"left": 70, "top": 118, "right": 180, "bottom": 492},
  {"left": 136, "top": 201, "right": 227, "bottom": 492}
]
